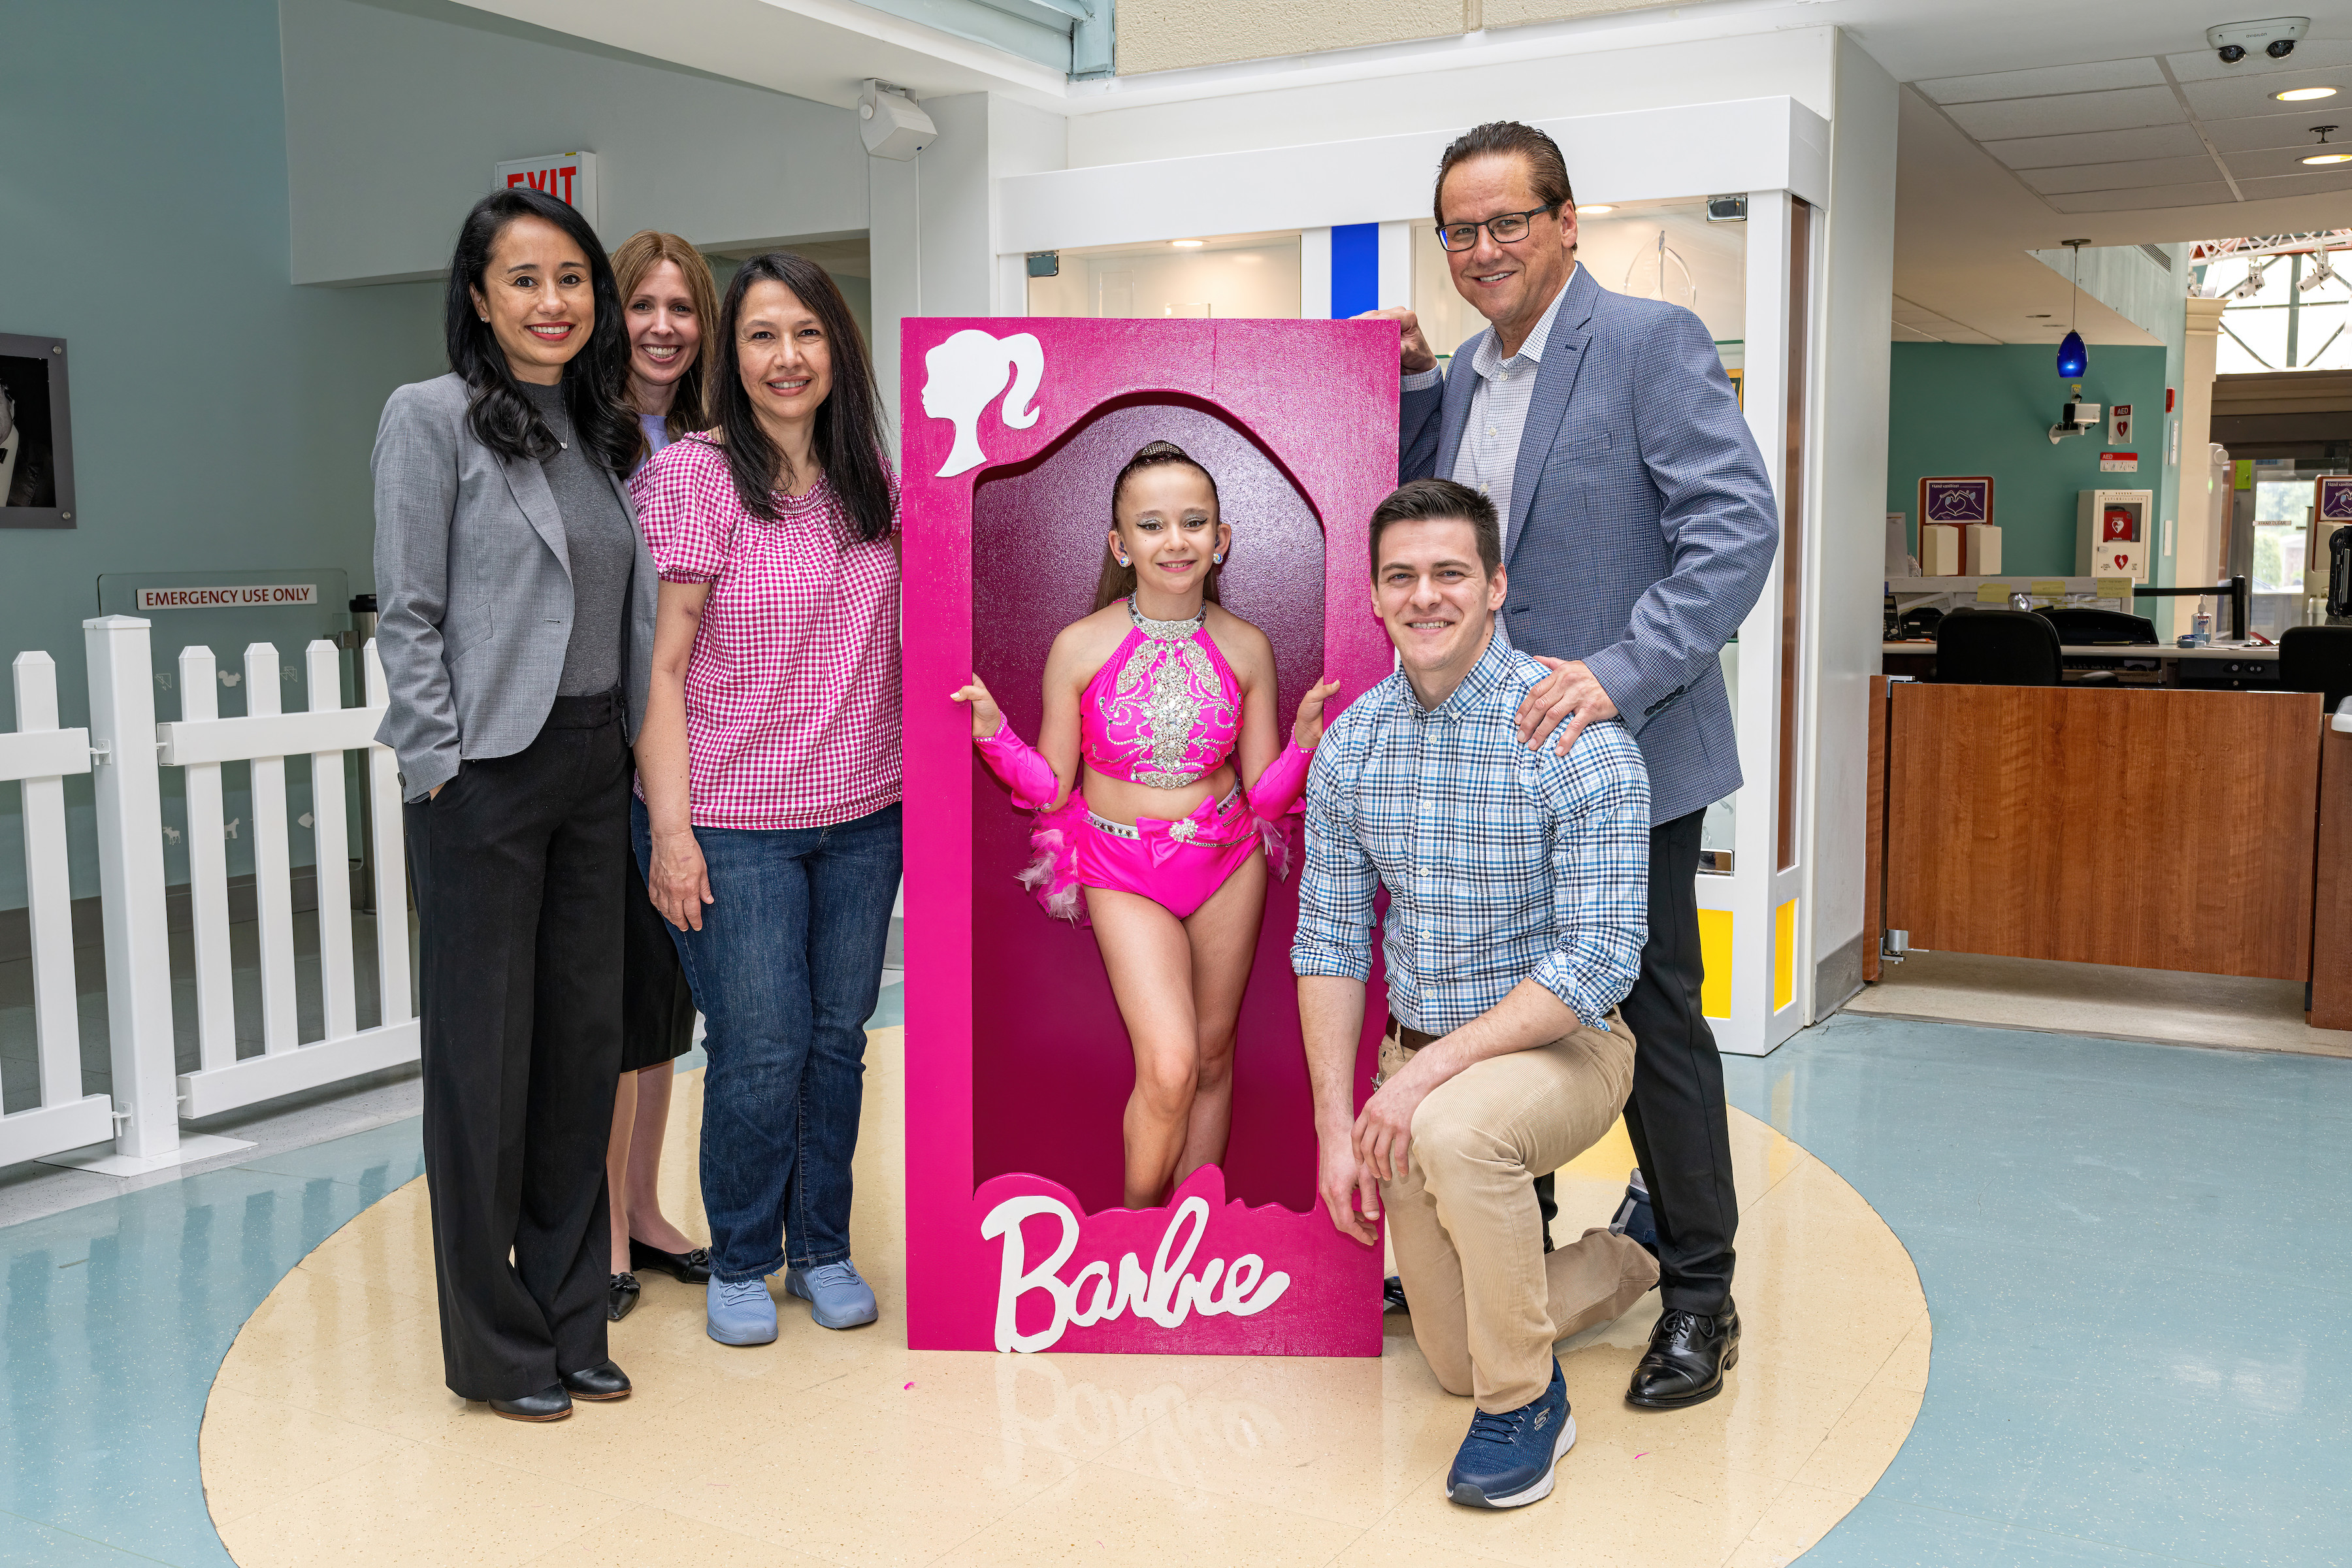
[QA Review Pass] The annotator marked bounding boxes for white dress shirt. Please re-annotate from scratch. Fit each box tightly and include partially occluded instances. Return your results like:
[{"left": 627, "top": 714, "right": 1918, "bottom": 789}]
[{"left": 1401, "top": 265, "right": 1578, "bottom": 558}]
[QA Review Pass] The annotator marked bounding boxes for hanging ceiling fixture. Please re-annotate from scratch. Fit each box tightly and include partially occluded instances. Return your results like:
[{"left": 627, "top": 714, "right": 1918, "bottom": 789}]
[
  {"left": 2055, "top": 238, "right": 2089, "bottom": 380},
  {"left": 2301, "top": 125, "right": 2348, "bottom": 165}
]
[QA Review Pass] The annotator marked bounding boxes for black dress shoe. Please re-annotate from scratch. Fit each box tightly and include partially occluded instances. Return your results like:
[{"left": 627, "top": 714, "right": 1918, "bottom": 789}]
[
  {"left": 561, "top": 1358, "right": 632, "bottom": 1402},
  {"left": 606, "top": 1271, "right": 641, "bottom": 1321},
  {"left": 1382, "top": 1275, "right": 1410, "bottom": 1315},
  {"left": 1626, "top": 1305, "right": 1740, "bottom": 1409},
  {"left": 630, "top": 1238, "right": 713, "bottom": 1284},
  {"left": 489, "top": 1383, "right": 572, "bottom": 1422}
]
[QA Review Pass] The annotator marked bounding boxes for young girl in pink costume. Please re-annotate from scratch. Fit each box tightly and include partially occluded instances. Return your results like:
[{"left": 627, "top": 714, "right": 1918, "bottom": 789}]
[{"left": 953, "top": 442, "right": 1337, "bottom": 1209}]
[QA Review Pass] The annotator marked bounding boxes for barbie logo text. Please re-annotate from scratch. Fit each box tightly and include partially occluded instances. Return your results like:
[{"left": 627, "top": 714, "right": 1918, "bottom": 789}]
[{"left": 981, "top": 1194, "right": 1292, "bottom": 1353}]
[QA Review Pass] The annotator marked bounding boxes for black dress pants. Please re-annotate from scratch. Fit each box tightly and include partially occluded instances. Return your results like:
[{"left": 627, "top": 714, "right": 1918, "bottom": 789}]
[
  {"left": 404, "top": 692, "right": 629, "bottom": 1401},
  {"left": 1536, "top": 806, "right": 1738, "bottom": 1316}
]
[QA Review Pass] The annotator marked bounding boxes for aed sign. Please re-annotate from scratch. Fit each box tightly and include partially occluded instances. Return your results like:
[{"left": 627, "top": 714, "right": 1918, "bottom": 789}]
[
  {"left": 2108, "top": 404, "right": 2133, "bottom": 444},
  {"left": 2100, "top": 451, "right": 2139, "bottom": 473},
  {"left": 137, "top": 584, "right": 318, "bottom": 611},
  {"left": 493, "top": 152, "right": 600, "bottom": 229}
]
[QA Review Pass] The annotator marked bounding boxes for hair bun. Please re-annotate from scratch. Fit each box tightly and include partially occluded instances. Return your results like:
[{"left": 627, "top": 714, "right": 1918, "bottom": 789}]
[{"left": 1130, "top": 440, "right": 1191, "bottom": 463}]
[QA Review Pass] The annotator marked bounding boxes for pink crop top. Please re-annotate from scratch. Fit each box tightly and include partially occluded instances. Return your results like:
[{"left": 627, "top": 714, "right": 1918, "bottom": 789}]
[{"left": 1080, "top": 599, "right": 1242, "bottom": 789}]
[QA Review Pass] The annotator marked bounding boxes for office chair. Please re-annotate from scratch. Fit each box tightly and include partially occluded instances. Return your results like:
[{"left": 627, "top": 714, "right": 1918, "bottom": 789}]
[
  {"left": 2036, "top": 606, "right": 2157, "bottom": 646},
  {"left": 1935, "top": 608, "right": 2117, "bottom": 687},
  {"left": 2279, "top": 625, "right": 2352, "bottom": 710}
]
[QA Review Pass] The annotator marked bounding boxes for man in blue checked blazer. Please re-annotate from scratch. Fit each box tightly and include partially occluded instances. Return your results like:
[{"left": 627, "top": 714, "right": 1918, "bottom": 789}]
[{"left": 1373, "top": 120, "right": 1777, "bottom": 1411}]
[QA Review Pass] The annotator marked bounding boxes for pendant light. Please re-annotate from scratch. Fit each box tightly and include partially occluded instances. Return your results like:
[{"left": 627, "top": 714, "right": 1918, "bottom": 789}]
[{"left": 2055, "top": 238, "right": 2089, "bottom": 380}]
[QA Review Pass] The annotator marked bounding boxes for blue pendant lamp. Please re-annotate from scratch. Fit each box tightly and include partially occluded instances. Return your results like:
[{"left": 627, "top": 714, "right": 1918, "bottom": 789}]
[{"left": 2056, "top": 238, "right": 2089, "bottom": 379}]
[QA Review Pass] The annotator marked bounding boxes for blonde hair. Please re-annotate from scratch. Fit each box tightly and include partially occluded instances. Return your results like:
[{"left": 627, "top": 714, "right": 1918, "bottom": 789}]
[{"left": 612, "top": 231, "right": 722, "bottom": 453}]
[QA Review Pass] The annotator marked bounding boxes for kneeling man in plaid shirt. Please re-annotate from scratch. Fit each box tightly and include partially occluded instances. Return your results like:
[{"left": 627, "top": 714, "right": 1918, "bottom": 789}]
[{"left": 1294, "top": 477, "right": 1660, "bottom": 1510}]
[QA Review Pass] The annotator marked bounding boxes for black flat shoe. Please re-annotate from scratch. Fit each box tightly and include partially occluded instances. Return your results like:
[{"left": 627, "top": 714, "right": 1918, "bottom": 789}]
[
  {"left": 606, "top": 1271, "right": 641, "bottom": 1322},
  {"left": 1626, "top": 1305, "right": 1740, "bottom": 1409},
  {"left": 630, "top": 1238, "right": 713, "bottom": 1284},
  {"left": 1382, "top": 1275, "right": 1410, "bottom": 1315},
  {"left": 489, "top": 1383, "right": 572, "bottom": 1422},
  {"left": 561, "top": 1358, "right": 631, "bottom": 1402}
]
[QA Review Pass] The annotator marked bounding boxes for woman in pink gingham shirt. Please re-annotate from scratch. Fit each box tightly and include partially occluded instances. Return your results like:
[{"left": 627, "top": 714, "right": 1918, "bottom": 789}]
[{"left": 627, "top": 252, "right": 900, "bottom": 1345}]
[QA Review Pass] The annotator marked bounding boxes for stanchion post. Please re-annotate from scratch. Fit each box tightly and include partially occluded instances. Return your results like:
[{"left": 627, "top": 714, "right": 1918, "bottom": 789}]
[{"left": 82, "top": 615, "right": 180, "bottom": 1162}]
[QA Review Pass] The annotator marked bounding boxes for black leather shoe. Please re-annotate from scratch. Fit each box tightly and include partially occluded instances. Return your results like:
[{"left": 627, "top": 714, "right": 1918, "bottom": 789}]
[
  {"left": 630, "top": 1239, "right": 713, "bottom": 1284},
  {"left": 1626, "top": 1305, "right": 1740, "bottom": 1409},
  {"left": 489, "top": 1383, "right": 572, "bottom": 1422},
  {"left": 606, "top": 1271, "right": 641, "bottom": 1321},
  {"left": 561, "top": 1359, "right": 631, "bottom": 1402},
  {"left": 1382, "top": 1275, "right": 1410, "bottom": 1315}
]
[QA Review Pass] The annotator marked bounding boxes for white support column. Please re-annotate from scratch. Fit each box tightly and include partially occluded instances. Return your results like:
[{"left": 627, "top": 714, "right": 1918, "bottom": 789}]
[
  {"left": 1301, "top": 228, "right": 1332, "bottom": 318},
  {"left": 80, "top": 616, "right": 179, "bottom": 1162},
  {"left": 1377, "top": 221, "right": 1413, "bottom": 310},
  {"left": 177, "top": 644, "right": 238, "bottom": 1073}
]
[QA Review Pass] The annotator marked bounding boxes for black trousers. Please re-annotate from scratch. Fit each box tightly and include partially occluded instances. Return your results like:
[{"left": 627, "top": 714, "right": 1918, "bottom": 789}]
[
  {"left": 405, "top": 691, "right": 629, "bottom": 1401},
  {"left": 1536, "top": 806, "right": 1738, "bottom": 1316}
]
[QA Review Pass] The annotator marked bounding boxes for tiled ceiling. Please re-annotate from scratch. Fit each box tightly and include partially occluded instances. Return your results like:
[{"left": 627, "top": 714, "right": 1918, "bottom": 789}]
[
  {"left": 1891, "top": 294, "right": 2003, "bottom": 344},
  {"left": 1916, "top": 41, "right": 2352, "bottom": 214}
]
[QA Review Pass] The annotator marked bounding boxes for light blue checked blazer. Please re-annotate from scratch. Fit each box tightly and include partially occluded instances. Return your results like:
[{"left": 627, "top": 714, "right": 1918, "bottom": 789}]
[{"left": 1401, "top": 265, "right": 1778, "bottom": 826}]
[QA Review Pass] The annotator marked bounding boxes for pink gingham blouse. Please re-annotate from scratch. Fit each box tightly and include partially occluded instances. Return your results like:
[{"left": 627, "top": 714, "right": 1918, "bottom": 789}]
[{"left": 629, "top": 436, "right": 901, "bottom": 831}]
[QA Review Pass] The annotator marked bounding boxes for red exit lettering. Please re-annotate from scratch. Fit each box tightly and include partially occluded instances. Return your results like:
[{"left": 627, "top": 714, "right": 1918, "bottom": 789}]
[{"left": 502, "top": 165, "right": 578, "bottom": 207}]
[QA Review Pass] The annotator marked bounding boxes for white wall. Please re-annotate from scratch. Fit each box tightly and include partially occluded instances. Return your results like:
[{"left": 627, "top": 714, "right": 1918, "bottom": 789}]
[
  {"left": 1062, "top": 27, "right": 1839, "bottom": 171},
  {"left": 280, "top": 0, "right": 868, "bottom": 285},
  {"left": 1805, "top": 29, "right": 1900, "bottom": 1013}
]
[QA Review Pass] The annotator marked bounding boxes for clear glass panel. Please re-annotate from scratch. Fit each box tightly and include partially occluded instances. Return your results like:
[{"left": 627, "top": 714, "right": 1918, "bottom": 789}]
[
  {"left": 1026, "top": 232, "right": 1301, "bottom": 319},
  {"left": 1413, "top": 197, "right": 1746, "bottom": 378},
  {"left": 1701, "top": 640, "right": 1737, "bottom": 874}
]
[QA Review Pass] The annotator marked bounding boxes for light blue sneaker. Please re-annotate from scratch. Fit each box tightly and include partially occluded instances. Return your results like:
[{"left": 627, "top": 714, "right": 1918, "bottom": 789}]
[
  {"left": 1445, "top": 1358, "right": 1575, "bottom": 1509},
  {"left": 706, "top": 1275, "right": 777, "bottom": 1346},
  {"left": 784, "top": 1260, "right": 879, "bottom": 1329}
]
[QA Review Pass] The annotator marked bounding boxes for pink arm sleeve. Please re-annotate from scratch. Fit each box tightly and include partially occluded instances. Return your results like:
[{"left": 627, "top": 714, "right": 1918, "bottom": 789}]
[
  {"left": 975, "top": 721, "right": 1064, "bottom": 811},
  {"left": 1248, "top": 739, "right": 1313, "bottom": 821}
]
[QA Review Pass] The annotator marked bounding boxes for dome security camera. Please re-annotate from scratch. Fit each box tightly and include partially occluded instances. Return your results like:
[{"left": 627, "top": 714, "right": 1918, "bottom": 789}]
[{"left": 2206, "top": 17, "right": 2308, "bottom": 65}]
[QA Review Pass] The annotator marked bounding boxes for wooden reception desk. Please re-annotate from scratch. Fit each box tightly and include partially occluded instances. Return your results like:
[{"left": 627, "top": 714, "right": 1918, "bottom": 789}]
[{"left": 1865, "top": 681, "right": 2330, "bottom": 994}]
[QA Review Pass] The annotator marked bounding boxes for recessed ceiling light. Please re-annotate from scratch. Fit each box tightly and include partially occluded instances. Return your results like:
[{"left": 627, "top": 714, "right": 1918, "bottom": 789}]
[
  {"left": 1170, "top": 238, "right": 1204, "bottom": 248},
  {"left": 2276, "top": 86, "right": 2338, "bottom": 102},
  {"left": 2305, "top": 152, "right": 2352, "bottom": 163},
  {"left": 1577, "top": 204, "right": 1616, "bottom": 215}
]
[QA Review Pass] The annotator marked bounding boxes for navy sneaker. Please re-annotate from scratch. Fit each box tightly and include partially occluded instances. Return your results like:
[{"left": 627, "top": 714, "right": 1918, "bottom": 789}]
[
  {"left": 1610, "top": 1166, "right": 1659, "bottom": 1259},
  {"left": 1445, "top": 1358, "right": 1575, "bottom": 1509}
]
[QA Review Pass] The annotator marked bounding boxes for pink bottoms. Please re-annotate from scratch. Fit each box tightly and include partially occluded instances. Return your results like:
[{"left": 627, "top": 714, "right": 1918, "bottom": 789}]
[{"left": 1076, "top": 787, "right": 1262, "bottom": 921}]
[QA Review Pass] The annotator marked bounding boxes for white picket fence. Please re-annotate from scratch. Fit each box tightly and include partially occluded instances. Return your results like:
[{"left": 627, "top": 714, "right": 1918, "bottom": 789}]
[{"left": 0, "top": 615, "right": 414, "bottom": 1171}]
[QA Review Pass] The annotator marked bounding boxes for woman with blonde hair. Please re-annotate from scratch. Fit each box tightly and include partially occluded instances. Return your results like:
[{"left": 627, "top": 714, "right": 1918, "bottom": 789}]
[{"left": 600, "top": 231, "right": 723, "bottom": 1322}]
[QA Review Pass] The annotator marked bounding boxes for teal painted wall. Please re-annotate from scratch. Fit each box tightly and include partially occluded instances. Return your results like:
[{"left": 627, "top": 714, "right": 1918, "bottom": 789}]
[
  {"left": 0, "top": 0, "right": 445, "bottom": 907},
  {"left": 1886, "top": 342, "right": 2172, "bottom": 580}
]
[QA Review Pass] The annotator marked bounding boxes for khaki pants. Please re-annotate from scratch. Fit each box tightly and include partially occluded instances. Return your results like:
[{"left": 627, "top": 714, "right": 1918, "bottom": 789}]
[{"left": 1380, "top": 1012, "right": 1660, "bottom": 1413}]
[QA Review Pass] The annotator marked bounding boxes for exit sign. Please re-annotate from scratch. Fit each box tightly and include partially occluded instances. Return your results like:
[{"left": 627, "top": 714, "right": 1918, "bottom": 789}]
[{"left": 493, "top": 152, "right": 600, "bottom": 229}]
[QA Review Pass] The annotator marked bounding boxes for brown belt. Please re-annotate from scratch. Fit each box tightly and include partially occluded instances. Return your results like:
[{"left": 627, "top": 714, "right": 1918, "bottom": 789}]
[{"left": 1384, "top": 1017, "right": 1439, "bottom": 1053}]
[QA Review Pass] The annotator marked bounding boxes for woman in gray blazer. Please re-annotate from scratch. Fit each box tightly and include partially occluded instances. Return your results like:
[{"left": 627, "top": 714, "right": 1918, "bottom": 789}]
[{"left": 372, "top": 187, "right": 658, "bottom": 1422}]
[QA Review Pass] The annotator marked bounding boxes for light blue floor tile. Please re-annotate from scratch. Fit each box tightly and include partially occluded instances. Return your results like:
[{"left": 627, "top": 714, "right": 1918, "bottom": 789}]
[
  {"left": 0, "top": 1511, "right": 187, "bottom": 1567},
  {"left": 1795, "top": 1495, "right": 2213, "bottom": 1567}
]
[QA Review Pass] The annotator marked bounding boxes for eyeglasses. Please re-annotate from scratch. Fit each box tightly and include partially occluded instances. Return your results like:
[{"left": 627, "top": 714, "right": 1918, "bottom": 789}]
[{"left": 1436, "top": 205, "right": 1559, "bottom": 252}]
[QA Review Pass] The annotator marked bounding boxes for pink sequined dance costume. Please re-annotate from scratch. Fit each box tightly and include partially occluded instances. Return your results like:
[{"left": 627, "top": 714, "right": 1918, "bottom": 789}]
[{"left": 975, "top": 598, "right": 1313, "bottom": 923}]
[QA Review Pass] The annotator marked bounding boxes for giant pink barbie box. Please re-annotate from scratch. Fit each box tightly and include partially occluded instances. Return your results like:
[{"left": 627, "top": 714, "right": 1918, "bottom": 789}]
[{"left": 900, "top": 317, "right": 1398, "bottom": 1356}]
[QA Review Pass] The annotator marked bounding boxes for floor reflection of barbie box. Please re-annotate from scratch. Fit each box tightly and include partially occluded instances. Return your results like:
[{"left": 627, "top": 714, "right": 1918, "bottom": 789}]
[{"left": 901, "top": 318, "right": 1396, "bottom": 1354}]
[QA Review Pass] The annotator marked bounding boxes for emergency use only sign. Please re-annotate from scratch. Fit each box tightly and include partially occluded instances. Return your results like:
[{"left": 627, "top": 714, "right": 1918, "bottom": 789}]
[{"left": 135, "top": 584, "right": 318, "bottom": 610}]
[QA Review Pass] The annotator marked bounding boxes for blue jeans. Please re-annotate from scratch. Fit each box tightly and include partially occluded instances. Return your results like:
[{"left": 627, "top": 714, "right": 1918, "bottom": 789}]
[{"left": 632, "top": 798, "right": 902, "bottom": 1283}]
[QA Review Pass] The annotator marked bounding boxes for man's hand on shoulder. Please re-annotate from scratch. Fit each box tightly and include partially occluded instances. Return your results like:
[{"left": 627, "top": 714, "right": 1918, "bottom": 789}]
[
  {"left": 1358, "top": 307, "right": 1438, "bottom": 376},
  {"left": 1518, "top": 655, "right": 1619, "bottom": 756}
]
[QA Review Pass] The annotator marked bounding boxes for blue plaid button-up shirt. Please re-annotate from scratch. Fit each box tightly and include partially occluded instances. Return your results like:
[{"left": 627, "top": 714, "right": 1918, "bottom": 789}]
[{"left": 1290, "top": 629, "right": 1650, "bottom": 1034}]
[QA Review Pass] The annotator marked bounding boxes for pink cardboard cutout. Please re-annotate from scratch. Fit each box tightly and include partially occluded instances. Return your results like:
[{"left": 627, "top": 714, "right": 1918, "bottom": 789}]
[{"left": 901, "top": 318, "right": 1397, "bottom": 1355}]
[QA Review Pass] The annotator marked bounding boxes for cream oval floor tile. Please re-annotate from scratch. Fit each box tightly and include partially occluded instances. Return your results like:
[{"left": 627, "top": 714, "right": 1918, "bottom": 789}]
[{"left": 204, "top": 1027, "right": 1927, "bottom": 1568}]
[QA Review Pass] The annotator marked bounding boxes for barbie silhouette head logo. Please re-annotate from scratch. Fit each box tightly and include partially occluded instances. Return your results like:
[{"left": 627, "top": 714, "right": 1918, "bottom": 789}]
[{"left": 923, "top": 330, "right": 1044, "bottom": 478}]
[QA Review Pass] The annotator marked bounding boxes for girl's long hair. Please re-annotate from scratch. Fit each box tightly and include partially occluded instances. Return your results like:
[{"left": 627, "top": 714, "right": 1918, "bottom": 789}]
[
  {"left": 612, "top": 230, "right": 722, "bottom": 461},
  {"left": 1092, "top": 442, "right": 1226, "bottom": 611},
  {"left": 706, "top": 252, "right": 894, "bottom": 542},
  {"left": 441, "top": 187, "right": 635, "bottom": 476}
]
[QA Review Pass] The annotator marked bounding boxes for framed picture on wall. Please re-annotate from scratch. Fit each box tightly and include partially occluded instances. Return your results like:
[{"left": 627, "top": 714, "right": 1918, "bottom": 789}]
[
  {"left": 2318, "top": 475, "right": 2352, "bottom": 528},
  {"left": 0, "top": 333, "right": 76, "bottom": 529},
  {"left": 1919, "top": 474, "right": 1993, "bottom": 575}
]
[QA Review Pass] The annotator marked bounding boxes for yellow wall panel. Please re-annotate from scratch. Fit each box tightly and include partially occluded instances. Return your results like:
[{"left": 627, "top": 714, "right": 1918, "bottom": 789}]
[
  {"left": 1774, "top": 898, "right": 1797, "bottom": 1012},
  {"left": 1698, "top": 908, "right": 1733, "bottom": 1018}
]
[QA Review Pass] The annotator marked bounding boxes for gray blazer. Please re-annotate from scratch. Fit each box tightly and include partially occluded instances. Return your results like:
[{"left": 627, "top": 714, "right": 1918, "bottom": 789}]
[
  {"left": 1401, "top": 266, "right": 1778, "bottom": 826},
  {"left": 370, "top": 372, "right": 657, "bottom": 802}
]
